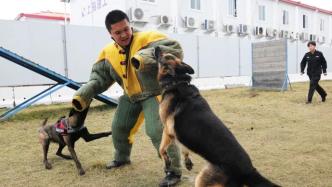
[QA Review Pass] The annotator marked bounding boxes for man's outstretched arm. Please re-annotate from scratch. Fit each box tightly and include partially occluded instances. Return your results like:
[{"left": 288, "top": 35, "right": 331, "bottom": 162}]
[{"left": 72, "top": 60, "right": 114, "bottom": 111}]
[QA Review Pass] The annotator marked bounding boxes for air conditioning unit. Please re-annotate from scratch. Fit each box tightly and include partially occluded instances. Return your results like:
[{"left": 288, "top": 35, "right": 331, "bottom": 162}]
[
  {"left": 299, "top": 32, "right": 309, "bottom": 41},
  {"left": 309, "top": 34, "right": 316, "bottom": 41},
  {"left": 317, "top": 35, "right": 321, "bottom": 43},
  {"left": 290, "top": 32, "right": 298, "bottom": 41},
  {"left": 317, "top": 36, "right": 326, "bottom": 44},
  {"left": 266, "top": 28, "right": 275, "bottom": 38},
  {"left": 184, "top": 16, "right": 198, "bottom": 29},
  {"left": 203, "top": 19, "right": 216, "bottom": 31},
  {"left": 224, "top": 24, "right": 235, "bottom": 33},
  {"left": 129, "top": 8, "right": 148, "bottom": 23},
  {"left": 159, "top": 15, "right": 172, "bottom": 26},
  {"left": 237, "top": 24, "right": 248, "bottom": 35},
  {"left": 279, "top": 30, "right": 289, "bottom": 38},
  {"left": 254, "top": 26, "right": 265, "bottom": 37},
  {"left": 273, "top": 29, "right": 278, "bottom": 38}
]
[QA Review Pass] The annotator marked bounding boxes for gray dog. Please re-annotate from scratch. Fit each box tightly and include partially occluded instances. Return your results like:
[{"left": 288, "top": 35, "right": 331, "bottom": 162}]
[{"left": 38, "top": 108, "right": 112, "bottom": 175}]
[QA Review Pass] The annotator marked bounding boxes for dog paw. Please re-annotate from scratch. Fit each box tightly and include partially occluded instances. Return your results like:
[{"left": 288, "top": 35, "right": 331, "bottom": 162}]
[
  {"left": 184, "top": 158, "right": 193, "bottom": 171},
  {"left": 44, "top": 162, "right": 52, "bottom": 170},
  {"left": 79, "top": 169, "right": 85, "bottom": 176}
]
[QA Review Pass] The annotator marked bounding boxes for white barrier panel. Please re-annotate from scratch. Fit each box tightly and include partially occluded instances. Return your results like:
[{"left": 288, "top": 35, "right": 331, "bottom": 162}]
[
  {"left": 252, "top": 40, "right": 288, "bottom": 90},
  {"left": 0, "top": 20, "right": 65, "bottom": 86}
]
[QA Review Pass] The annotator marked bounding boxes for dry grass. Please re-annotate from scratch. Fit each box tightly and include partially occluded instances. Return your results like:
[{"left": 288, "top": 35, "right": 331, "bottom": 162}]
[{"left": 0, "top": 81, "right": 332, "bottom": 187}]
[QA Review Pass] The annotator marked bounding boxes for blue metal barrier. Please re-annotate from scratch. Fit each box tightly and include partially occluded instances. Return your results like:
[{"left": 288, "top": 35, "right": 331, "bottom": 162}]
[{"left": 0, "top": 47, "right": 118, "bottom": 121}]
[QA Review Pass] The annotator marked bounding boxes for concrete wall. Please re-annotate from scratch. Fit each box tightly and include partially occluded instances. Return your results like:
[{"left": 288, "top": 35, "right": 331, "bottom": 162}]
[
  {"left": 0, "top": 20, "right": 65, "bottom": 86},
  {"left": 65, "top": 24, "right": 110, "bottom": 81}
]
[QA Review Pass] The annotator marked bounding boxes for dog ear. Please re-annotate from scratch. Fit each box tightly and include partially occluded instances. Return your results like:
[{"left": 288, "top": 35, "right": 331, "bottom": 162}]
[
  {"left": 167, "top": 64, "right": 176, "bottom": 76},
  {"left": 177, "top": 62, "right": 195, "bottom": 75},
  {"left": 154, "top": 46, "right": 163, "bottom": 63}
]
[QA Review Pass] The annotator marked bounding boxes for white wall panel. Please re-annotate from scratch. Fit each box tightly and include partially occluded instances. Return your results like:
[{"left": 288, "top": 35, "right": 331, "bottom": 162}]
[
  {"left": 65, "top": 25, "right": 111, "bottom": 82},
  {"left": 198, "top": 36, "right": 239, "bottom": 77},
  {"left": 0, "top": 20, "right": 64, "bottom": 86}
]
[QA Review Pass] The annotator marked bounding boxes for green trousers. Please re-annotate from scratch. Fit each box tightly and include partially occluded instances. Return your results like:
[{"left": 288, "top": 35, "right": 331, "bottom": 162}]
[{"left": 112, "top": 94, "right": 181, "bottom": 175}]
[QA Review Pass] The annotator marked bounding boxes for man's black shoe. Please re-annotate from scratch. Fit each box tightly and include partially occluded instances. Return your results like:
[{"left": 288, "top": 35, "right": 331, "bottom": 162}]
[
  {"left": 306, "top": 101, "right": 312, "bottom": 104},
  {"left": 106, "top": 160, "right": 131, "bottom": 169},
  {"left": 322, "top": 94, "right": 327, "bottom": 102},
  {"left": 159, "top": 171, "right": 181, "bottom": 187}
]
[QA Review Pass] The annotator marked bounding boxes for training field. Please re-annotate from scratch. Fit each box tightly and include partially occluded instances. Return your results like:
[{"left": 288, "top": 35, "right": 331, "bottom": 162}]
[{"left": 0, "top": 81, "right": 331, "bottom": 187}]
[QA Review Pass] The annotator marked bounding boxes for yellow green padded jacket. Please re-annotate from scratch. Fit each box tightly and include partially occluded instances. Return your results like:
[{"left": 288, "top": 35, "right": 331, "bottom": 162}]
[{"left": 72, "top": 30, "right": 183, "bottom": 111}]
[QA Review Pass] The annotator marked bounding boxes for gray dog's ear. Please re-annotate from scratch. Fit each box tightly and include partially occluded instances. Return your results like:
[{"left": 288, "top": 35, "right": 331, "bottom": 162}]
[
  {"left": 154, "top": 46, "right": 163, "bottom": 63},
  {"left": 177, "top": 62, "right": 195, "bottom": 75}
]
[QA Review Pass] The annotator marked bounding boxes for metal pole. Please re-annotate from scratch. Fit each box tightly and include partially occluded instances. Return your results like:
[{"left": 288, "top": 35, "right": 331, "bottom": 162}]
[
  {"left": 238, "top": 37, "right": 241, "bottom": 76},
  {"left": 196, "top": 35, "right": 200, "bottom": 78},
  {"left": 62, "top": 0, "right": 69, "bottom": 77}
]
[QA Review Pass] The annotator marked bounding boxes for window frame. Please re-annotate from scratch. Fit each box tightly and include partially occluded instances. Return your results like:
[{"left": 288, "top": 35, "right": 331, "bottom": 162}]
[
  {"left": 258, "top": 5, "right": 266, "bottom": 21},
  {"left": 228, "top": 0, "right": 238, "bottom": 17},
  {"left": 282, "top": 10, "right": 289, "bottom": 25},
  {"left": 302, "top": 14, "right": 308, "bottom": 29},
  {"left": 190, "top": 0, "right": 201, "bottom": 10},
  {"left": 320, "top": 19, "right": 324, "bottom": 31}
]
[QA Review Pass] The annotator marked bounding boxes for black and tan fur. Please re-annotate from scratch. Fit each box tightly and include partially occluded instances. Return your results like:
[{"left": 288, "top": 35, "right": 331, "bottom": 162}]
[
  {"left": 38, "top": 108, "right": 112, "bottom": 175},
  {"left": 155, "top": 47, "right": 280, "bottom": 187}
]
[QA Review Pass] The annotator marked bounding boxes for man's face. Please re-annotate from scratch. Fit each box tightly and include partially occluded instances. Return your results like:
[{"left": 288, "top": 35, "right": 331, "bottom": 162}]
[
  {"left": 308, "top": 44, "right": 316, "bottom": 52},
  {"left": 109, "top": 19, "right": 133, "bottom": 47}
]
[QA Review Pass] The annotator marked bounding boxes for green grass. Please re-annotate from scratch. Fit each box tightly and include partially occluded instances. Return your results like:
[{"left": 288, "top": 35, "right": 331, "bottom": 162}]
[{"left": 0, "top": 81, "right": 332, "bottom": 187}]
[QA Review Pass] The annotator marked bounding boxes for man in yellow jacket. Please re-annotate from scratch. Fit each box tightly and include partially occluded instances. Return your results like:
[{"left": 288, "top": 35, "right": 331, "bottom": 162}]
[{"left": 72, "top": 10, "right": 182, "bottom": 186}]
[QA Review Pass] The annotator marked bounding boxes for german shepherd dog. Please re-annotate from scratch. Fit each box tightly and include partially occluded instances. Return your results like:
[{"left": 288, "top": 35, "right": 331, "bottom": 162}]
[
  {"left": 38, "top": 108, "right": 112, "bottom": 175},
  {"left": 155, "top": 47, "right": 280, "bottom": 187}
]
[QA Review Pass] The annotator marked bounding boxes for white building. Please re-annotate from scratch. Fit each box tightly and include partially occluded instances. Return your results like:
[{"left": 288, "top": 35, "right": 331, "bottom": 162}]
[{"left": 68, "top": 0, "right": 332, "bottom": 45}]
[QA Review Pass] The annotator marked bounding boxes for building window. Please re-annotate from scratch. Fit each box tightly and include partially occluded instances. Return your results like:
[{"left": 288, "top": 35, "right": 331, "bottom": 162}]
[
  {"left": 191, "top": 0, "right": 201, "bottom": 10},
  {"left": 302, "top": 14, "right": 308, "bottom": 28},
  {"left": 282, "top": 10, "right": 289, "bottom": 25},
  {"left": 141, "top": 0, "right": 155, "bottom": 2},
  {"left": 228, "top": 0, "right": 237, "bottom": 17},
  {"left": 320, "top": 19, "right": 324, "bottom": 31},
  {"left": 258, "top": 5, "right": 265, "bottom": 21}
]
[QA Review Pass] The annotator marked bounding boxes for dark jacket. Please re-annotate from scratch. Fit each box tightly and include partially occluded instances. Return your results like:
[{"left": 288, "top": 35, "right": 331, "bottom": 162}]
[{"left": 300, "top": 50, "right": 327, "bottom": 76}]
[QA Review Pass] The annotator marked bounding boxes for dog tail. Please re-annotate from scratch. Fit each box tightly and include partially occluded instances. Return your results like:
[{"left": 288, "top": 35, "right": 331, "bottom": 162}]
[
  {"left": 41, "top": 118, "right": 48, "bottom": 127},
  {"left": 242, "top": 169, "right": 281, "bottom": 187}
]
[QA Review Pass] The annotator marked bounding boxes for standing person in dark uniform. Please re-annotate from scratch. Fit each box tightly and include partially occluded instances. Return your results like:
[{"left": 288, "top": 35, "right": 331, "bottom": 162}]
[{"left": 300, "top": 41, "right": 328, "bottom": 104}]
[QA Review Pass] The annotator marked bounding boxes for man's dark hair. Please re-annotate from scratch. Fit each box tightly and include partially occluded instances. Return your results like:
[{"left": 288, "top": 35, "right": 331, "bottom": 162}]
[
  {"left": 105, "top": 10, "right": 129, "bottom": 32},
  {"left": 307, "top": 41, "right": 316, "bottom": 47}
]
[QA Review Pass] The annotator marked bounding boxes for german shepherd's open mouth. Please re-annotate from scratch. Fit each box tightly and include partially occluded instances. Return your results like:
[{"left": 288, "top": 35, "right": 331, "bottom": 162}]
[{"left": 155, "top": 46, "right": 280, "bottom": 187}]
